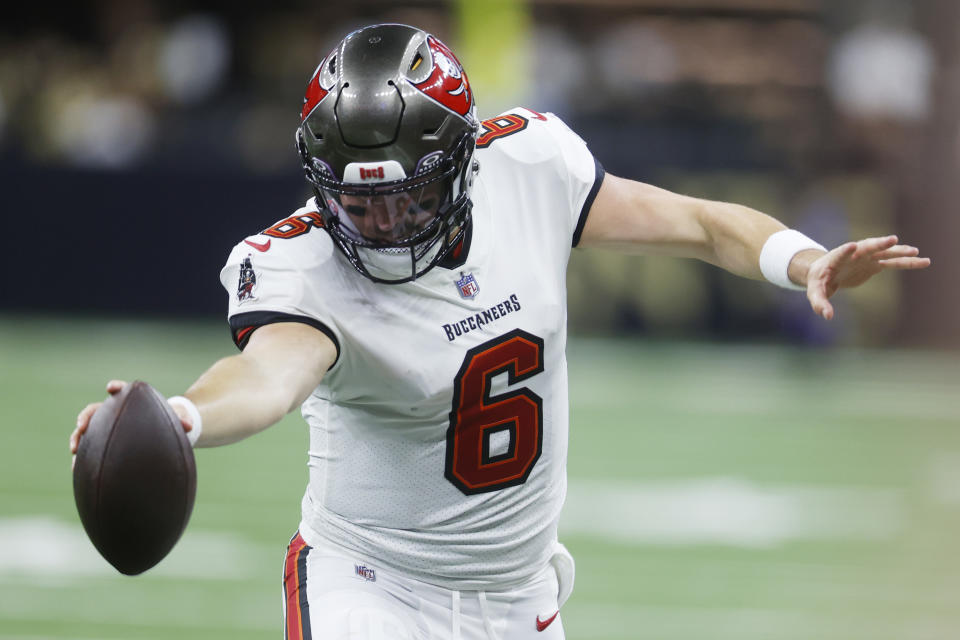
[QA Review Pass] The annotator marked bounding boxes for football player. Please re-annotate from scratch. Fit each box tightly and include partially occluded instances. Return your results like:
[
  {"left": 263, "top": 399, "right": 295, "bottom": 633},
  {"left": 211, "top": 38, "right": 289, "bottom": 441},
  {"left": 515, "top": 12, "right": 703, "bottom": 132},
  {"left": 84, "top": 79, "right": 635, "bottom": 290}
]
[{"left": 70, "top": 23, "right": 929, "bottom": 640}]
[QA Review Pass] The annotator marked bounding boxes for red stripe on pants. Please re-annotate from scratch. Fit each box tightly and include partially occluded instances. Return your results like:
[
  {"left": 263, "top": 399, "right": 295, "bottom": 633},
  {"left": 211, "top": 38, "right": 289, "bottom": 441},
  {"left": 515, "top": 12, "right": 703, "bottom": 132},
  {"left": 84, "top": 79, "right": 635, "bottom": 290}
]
[{"left": 284, "top": 533, "right": 309, "bottom": 640}]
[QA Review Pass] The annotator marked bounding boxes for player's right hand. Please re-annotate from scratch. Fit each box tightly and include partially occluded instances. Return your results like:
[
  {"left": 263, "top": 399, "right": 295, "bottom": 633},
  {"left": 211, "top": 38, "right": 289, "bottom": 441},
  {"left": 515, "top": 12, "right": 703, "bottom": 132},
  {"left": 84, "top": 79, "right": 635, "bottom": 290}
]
[{"left": 70, "top": 380, "right": 193, "bottom": 469}]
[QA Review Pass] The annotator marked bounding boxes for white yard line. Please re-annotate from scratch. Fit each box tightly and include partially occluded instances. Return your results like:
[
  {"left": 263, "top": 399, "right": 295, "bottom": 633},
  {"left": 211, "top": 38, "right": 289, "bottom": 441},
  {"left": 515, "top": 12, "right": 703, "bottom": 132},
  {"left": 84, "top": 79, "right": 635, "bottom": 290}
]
[
  {"left": 1, "top": 476, "right": 907, "bottom": 586},
  {"left": 561, "top": 477, "right": 904, "bottom": 547},
  {"left": 0, "top": 516, "right": 268, "bottom": 582}
]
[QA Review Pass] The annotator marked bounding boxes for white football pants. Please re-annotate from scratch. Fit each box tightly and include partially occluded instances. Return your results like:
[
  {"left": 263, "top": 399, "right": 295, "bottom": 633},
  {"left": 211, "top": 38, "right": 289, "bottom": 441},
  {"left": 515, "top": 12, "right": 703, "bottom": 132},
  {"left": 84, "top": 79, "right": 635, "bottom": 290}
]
[{"left": 281, "top": 529, "right": 574, "bottom": 640}]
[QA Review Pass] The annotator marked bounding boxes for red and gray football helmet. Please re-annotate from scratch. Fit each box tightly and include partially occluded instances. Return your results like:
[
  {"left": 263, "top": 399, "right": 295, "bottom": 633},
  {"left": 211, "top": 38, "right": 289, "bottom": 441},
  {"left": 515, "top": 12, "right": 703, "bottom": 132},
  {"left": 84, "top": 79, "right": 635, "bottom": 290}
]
[{"left": 296, "top": 24, "right": 479, "bottom": 283}]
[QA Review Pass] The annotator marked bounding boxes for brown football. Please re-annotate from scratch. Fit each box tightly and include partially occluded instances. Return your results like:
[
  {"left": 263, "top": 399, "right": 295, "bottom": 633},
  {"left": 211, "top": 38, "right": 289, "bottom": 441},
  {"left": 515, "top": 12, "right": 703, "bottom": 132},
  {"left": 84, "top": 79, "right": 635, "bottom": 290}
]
[{"left": 73, "top": 381, "right": 196, "bottom": 575}]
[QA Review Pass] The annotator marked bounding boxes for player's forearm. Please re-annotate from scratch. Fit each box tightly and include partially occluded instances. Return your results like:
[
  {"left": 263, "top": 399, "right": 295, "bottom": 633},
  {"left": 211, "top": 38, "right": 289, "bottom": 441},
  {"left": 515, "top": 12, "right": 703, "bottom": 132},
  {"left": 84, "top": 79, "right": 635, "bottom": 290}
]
[
  {"left": 180, "top": 323, "right": 334, "bottom": 447},
  {"left": 181, "top": 353, "right": 298, "bottom": 447},
  {"left": 695, "top": 199, "right": 795, "bottom": 280},
  {"left": 582, "top": 176, "right": 799, "bottom": 280}
]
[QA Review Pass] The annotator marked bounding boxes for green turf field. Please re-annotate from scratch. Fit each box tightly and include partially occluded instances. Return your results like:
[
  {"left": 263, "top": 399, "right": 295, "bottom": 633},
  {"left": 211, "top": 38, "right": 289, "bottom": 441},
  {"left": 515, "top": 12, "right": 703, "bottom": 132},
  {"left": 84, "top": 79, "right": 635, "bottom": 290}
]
[{"left": 1, "top": 315, "right": 958, "bottom": 639}]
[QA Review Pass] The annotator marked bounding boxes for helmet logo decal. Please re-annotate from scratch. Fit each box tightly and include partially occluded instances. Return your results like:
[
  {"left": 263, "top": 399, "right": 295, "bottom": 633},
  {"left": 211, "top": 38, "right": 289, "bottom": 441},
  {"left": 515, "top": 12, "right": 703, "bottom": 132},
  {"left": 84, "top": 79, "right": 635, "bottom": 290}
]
[
  {"left": 411, "top": 36, "right": 473, "bottom": 117},
  {"left": 343, "top": 160, "right": 407, "bottom": 183},
  {"left": 360, "top": 166, "right": 385, "bottom": 180},
  {"left": 301, "top": 46, "right": 338, "bottom": 122},
  {"left": 301, "top": 71, "right": 329, "bottom": 121},
  {"left": 415, "top": 150, "right": 444, "bottom": 174},
  {"left": 434, "top": 50, "right": 459, "bottom": 79}
]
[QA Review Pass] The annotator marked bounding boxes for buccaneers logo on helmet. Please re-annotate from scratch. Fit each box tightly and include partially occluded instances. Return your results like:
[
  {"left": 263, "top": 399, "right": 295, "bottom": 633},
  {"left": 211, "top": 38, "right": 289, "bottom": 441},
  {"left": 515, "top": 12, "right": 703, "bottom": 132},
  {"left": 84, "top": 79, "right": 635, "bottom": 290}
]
[
  {"left": 412, "top": 36, "right": 473, "bottom": 118},
  {"left": 300, "top": 46, "right": 339, "bottom": 122},
  {"left": 300, "top": 69, "right": 329, "bottom": 122}
]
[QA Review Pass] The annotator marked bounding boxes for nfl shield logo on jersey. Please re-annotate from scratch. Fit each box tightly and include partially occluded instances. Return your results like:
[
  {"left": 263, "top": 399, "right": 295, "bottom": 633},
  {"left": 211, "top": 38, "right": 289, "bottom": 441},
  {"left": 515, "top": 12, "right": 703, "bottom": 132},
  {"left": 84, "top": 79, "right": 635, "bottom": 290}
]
[
  {"left": 237, "top": 255, "right": 258, "bottom": 304},
  {"left": 456, "top": 272, "right": 479, "bottom": 299},
  {"left": 354, "top": 565, "right": 376, "bottom": 582}
]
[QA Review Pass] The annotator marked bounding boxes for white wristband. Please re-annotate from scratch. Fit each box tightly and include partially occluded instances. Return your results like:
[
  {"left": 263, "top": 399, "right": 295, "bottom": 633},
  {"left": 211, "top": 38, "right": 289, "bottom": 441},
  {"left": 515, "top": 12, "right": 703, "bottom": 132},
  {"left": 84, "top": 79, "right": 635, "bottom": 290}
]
[
  {"left": 168, "top": 396, "right": 203, "bottom": 447},
  {"left": 759, "top": 229, "right": 827, "bottom": 291}
]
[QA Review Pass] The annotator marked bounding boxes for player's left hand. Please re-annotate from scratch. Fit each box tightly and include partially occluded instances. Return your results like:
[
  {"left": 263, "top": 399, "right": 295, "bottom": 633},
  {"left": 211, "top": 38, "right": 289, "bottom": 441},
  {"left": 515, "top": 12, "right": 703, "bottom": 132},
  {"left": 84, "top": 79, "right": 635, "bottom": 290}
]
[
  {"left": 805, "top": 235, "right": 930, "bottom": 320},
  {"left": 70, "top": 379, "right": 194, "bottom": 470}
]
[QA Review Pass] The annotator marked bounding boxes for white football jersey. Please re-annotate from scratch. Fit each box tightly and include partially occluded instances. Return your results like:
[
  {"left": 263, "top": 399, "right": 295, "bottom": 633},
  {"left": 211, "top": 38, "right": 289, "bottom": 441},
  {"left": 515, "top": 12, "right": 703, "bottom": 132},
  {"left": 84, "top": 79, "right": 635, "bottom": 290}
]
[{"left": 219, "top": 108, "right": 604, "bottom": 590}]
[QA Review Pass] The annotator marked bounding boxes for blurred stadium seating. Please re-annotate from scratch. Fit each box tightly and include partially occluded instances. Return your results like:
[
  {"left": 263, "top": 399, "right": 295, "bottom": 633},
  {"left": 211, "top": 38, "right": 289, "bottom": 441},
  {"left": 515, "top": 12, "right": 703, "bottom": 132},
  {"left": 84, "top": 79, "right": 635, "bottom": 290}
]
[{"left": 1, "top": 0, "right": 955, "bottom": 345}]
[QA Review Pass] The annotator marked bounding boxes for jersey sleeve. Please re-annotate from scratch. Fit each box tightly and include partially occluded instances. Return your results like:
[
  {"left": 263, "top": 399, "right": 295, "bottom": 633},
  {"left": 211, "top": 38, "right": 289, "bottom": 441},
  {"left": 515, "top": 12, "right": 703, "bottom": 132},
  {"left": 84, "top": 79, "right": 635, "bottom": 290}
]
[
  {"left": 218, "top": 211, "right": 342, "bottom": 361},
  {"left": 537, "top": 112, "right": 605, "bottom": 247},
  {"left": 478, "top": 108, "right": 604, "bottom": 248}
]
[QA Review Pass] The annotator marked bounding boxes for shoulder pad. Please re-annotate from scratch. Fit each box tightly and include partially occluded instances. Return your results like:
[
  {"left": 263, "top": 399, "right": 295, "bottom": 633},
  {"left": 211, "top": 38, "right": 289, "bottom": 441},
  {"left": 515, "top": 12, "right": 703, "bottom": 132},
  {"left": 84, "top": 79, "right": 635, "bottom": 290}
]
[
  {"left": 222, "top": 200, "right": 335, "bottom": 279},
  {"left": 475, "top": 107, "right": 587, "bottom": 164}
]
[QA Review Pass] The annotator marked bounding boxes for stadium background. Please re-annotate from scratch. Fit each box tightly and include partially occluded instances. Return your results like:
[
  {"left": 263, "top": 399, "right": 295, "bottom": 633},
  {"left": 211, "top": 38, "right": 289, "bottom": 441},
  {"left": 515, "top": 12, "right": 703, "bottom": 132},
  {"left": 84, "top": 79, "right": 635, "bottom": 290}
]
[{"left": 1, "top": 0, "right": 958, "bottom": 638}]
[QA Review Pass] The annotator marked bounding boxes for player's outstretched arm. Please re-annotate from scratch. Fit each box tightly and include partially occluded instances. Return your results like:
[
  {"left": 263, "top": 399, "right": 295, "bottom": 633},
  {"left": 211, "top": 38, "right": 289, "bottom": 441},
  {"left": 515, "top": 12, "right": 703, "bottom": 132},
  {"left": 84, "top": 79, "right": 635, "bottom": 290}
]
[
  {"left": 176, "top": 322, "right": 336, "bottom": 446},
  {"left": 579, "top": 173, "right": 929, "bottom": 318},
  {"left": 70, "top": 322, "right": 336, "bottom": 453}
]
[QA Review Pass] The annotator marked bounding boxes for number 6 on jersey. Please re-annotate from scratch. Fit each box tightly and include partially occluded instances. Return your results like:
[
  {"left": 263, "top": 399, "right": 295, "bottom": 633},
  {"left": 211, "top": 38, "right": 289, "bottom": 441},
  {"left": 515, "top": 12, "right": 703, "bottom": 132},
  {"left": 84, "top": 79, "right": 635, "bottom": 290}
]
[{"left": 445, "top": 329, "right": 545, "bottom": 495}]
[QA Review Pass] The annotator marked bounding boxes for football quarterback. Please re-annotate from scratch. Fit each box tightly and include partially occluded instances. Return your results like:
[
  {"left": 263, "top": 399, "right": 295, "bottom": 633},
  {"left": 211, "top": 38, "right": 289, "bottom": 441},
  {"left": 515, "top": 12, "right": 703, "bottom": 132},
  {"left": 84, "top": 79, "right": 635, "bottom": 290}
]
[{"left": 71, "top": 22, "right": 929, "bottom": 640}]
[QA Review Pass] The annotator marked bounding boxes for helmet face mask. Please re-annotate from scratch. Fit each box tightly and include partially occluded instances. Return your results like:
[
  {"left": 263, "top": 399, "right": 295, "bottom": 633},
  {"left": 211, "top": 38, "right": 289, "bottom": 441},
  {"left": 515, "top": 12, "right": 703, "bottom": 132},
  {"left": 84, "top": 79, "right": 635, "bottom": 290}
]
[
  {"left": 332, "top": 184, "right": 445, "bottom": 247},
  {"left": 295, "top": 24, "right": 478, "bottom": 284}
]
